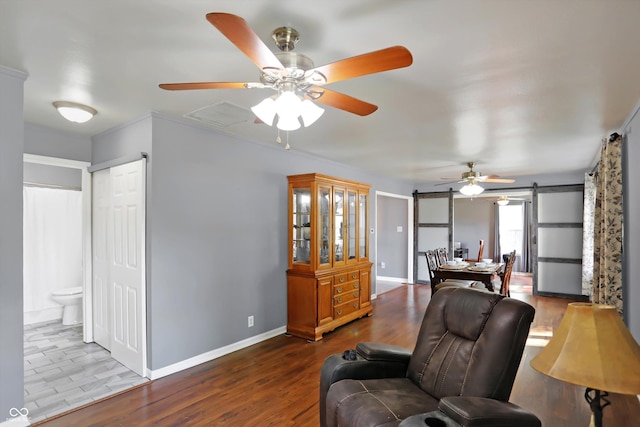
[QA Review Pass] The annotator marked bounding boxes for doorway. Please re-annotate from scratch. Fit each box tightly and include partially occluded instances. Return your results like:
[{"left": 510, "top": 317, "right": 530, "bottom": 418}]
[
  {"left": 375, "top": 192, "right": 413, "bottom": 295},
  {"left": 22, "top": 154, "right": 148, "bottom": 422}
]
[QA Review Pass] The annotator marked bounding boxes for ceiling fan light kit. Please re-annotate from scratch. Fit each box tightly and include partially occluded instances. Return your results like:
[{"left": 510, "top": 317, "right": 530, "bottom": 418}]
[
  {"left": 160, "top": 12, "right": 413, "bottom": 139},
  {"left": 52, "top": 101, "right": 97, "bottom": 123},
  {"left": 438, "top": 162, "right": 515, "bottom": 195},
  {"left": 459, "top": 181, "right": 484, "bottom": 196},
  {"left": 497, "top": 195, "right": 510, "bottom": 206}
]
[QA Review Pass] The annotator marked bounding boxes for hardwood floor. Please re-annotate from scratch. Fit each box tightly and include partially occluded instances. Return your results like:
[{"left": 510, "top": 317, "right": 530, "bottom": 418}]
[{"left": 33, "top": 282, "right": 639, "bottom": 427}]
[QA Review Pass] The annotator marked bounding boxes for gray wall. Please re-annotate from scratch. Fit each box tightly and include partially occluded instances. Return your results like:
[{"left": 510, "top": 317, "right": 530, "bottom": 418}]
[
  {"left": 453, "top": 198, "right": 495, "bottom": 261},
  {"left": 24, "top": 163, "right": 82, "bottom": 188},
  {"left": 93, "top": 113, "right": 414, "bottom": 370},
  {"left": 24, "top": 123, "right": 92, "bottom": 161},
  {"left": 0, "top": 66, "right": 27, "bottom": 417},
  {"left": 376, "top": 195, "right": 408, "bottom": 279},
  {"left": 623, "top": 110, "right": 640, "bottom": 341}
]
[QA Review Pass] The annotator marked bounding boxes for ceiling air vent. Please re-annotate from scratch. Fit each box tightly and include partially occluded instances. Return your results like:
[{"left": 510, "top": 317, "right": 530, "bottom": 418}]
[{"left": 184, "top": 101, "right": 254, "bottom": 128}]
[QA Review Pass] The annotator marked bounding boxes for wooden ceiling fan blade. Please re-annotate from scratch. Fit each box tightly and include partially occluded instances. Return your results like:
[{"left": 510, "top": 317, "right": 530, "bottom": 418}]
[
  {"left": 311, "top": 88, "right": 378, "bottom": 116},
  {"left": 309, "top": 46, "right": 412, "bottom": 85},
  {"left": 206, "top": 13, "right": 284, "bottom": 72},
  {"left": 159, "top": 82, "right": 250, "bottom": 91}
]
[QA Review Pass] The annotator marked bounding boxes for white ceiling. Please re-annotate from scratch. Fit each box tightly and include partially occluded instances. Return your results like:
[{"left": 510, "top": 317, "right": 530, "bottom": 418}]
[{"left": 2, "top": 1, "right": 639, "bottom": 186}]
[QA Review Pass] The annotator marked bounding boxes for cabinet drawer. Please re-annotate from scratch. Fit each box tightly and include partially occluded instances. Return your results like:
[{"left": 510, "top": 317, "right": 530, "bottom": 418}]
[
  {"left": 333, "top": 281, "right": 359, "bottom": 295},
  {"left": 333, "top": 290, "right": 359, "bottom": 305},
  {"left": 334, "top": 271, "right": 359, "bottom": 285},
  {"left": 334, "top": 299, "right": 360, "bottom": 319}
]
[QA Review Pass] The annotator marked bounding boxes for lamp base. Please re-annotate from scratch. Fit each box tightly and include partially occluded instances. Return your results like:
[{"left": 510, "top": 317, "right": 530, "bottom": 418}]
[{"left": 585, "top": 388, "right": 610, "bottom": 427}]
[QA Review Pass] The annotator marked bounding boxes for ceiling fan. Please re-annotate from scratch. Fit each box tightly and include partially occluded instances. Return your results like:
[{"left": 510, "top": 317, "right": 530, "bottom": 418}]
[
  {"left": 437, "top": 162, "right": 515, "bottom": 195},
  {"left": 159, "top": 13, "right": 413, "bottom": 131}
]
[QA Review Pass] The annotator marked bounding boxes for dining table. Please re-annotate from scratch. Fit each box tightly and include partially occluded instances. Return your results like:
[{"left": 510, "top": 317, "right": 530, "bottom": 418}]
[{"left": 432, "top": 262, "right": 503, "bottom": 292}]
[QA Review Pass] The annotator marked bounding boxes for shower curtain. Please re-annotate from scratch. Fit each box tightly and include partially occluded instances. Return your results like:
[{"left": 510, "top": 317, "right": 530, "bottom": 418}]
[{"left": 23, "top": 186, "right": 83, "bottom": 324}]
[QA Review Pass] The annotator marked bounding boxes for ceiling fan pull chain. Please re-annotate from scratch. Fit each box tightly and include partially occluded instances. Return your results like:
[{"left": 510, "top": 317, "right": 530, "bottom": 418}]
[{"left": 285, "top": 131, "right": 291, "bottom": 150}]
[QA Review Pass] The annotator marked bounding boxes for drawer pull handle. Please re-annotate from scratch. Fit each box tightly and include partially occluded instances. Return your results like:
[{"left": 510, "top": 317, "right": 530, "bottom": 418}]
[
  {"left": 336, "top": 287, "right": 342, "bottom": 293},
  {"left": 354, "top": 292, "right": 359, "bottom": 298},
  {"left": 353, "top": 303, "right": 358, "bottom": 308},
  {"left": 352, "top": 273, "right": 357, "bottom": 279},
  {"left": 353, "top": 283, "right": 359, "bottom": 289},
  {"left": 339, "top": 277, "right": 344, "bottom": 283},
  {"left": 337, "top": 296, "right": 342, "bottom": 303},
  {"left": 337, "top": 309, "right": 342, "bottom": 315}
]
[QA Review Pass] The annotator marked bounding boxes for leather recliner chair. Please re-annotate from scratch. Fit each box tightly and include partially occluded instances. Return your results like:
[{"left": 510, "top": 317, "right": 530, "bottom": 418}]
[{"left": 320, "top": 287, "right": 541, "bottom": 427}]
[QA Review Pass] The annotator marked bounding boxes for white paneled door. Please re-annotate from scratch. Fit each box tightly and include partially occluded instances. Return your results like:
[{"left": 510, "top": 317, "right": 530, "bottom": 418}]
[
  {"left": 92, "top": 159, "right": 147, "bottom": 377},
  {"left": 92, "top": 169, "right": 111, "bottom": 350}
]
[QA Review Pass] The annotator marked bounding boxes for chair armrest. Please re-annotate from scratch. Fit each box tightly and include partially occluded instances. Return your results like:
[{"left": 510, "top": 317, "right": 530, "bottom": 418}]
[
  {"left": 355, "top": 342, "right": 412, "bottom": 363},
  {"left": 319, "top": 343, "right": 411, "bottom": 427},
  {"left": 438, "top": 397, "right": 541, "bottom": 427}
]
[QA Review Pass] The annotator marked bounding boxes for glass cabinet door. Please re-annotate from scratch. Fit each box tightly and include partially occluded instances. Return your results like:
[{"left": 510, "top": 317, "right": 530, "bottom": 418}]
[
  {"left": 292, "top": 188, "right": 311, "bottom": 265},
  {"left": 347, "top": 191, "right": 357, "bottom": 260},
  {"left": 359, "top": 193, "right": 368, "bottom": 259},
  {"left": 319, "top": 186, "right": 330, "bottom": 266},
  {"left": 334, "top": 189, "right": 344, "bottom": 263}
]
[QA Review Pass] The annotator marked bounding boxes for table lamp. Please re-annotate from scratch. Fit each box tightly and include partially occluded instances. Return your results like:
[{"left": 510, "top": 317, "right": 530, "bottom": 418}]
[{"left": 530, "top": 302, "right": 640, "bottom": 427}]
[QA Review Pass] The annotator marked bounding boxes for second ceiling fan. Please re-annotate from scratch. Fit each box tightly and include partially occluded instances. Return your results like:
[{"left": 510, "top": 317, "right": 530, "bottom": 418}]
[
  {"left": 160, "top": 13, "right": 413, "bottom": 131},
  {"left": 439, "top": 162, "right": 516, "bottom": 195}
]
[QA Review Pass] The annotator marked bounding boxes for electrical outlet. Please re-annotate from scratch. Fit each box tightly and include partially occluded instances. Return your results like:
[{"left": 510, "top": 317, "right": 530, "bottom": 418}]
[
  {"left": 248, "top": 315, "right": 254, "bottom": 328},
  {"left": 380, "top": 262, "right": 386, "bottom": 269}
]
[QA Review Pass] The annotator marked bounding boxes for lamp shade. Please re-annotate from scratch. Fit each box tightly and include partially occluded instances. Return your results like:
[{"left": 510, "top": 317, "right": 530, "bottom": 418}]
[
  {"left": 530, "top": 303, "right": 640, "bottom": 395},
  {"left": 300, "top": 99, "right": 324, "bottom": 127},
  {"left": 459, "top": 183, "right": 484, "bottom": 196},
  {"left": 251, "top": 97, "right": 277, "bottom": 126}
]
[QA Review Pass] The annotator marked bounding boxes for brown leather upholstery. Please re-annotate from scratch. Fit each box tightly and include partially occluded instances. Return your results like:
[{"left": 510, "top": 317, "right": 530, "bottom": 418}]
[{"left": 320, "top": 287, "right": 538, "bottom": 427}]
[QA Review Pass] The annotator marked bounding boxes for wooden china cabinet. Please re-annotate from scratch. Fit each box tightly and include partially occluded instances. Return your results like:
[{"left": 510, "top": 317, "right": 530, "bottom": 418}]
[{"left": 286, "top": 173, "right": 373, "bottom": 341}]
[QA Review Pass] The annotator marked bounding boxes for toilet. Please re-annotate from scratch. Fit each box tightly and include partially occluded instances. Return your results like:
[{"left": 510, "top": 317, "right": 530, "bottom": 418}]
[{"left": 51, "top": 286, "right": 83, "bottom": 325}]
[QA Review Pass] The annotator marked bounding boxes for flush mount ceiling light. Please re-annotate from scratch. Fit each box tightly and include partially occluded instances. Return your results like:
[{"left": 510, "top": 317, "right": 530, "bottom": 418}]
[
  {"left": 497, "top": 195, "right": 510, "bottom": 206},
  {"left": 459, "top": 178, "right": 484, "bottom": 196},
  {"left": 52, "top": 101, "right": 97, "bottom": 123}
]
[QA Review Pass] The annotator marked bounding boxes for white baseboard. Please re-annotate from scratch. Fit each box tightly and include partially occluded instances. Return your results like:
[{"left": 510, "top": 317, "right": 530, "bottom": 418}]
[
  {"left": 0, "top": 414, "right": 30, "bottom": 426},
  {"left": 376, "top": 276, "right": 407, "bottom": 283},
  {"left": 24, "top": 307, "right": 63, "bottom": 325},
  {"left": 147, "top": 326, "right": 287, "bottom": 380}
]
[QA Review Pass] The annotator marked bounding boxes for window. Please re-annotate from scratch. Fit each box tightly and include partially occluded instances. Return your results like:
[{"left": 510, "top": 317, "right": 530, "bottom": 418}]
[{"left": 499, "top": 204, "right": 524, "bottom": 261}]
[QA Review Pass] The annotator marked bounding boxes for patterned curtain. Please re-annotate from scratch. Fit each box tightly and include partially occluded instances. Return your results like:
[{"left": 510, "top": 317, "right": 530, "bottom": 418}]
[
  {"left": 593, "top": 134, "right": 624, "bottom": 312},
  {"left": 582, "top": 173, "right": 596, "bottom": 297}
]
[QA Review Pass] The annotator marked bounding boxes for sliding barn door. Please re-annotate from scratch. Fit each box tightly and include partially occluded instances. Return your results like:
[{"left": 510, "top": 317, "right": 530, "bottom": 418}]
[
  {"left": 533, "top": 184, "right": 585, "bottom": 297},
  {"left": 414, "top": 191, "right": 453, "bottom": 283}
]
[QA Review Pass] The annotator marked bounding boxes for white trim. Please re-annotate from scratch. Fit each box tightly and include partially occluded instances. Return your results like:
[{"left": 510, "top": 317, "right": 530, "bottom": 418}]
[
  {"left": 0, "top": 416, "right": 30, "bottom": 426},
  {"left": 376, "top": 276, "right": 407, "bottom": 283},
  {"left": 147, "top": 326, "right": 287, "bottom": 380},
  {"left": 22, "top": 154, "right": 93, "bottom": 342},
  {"left": 0, "top": 64, "right": 28, "bottom": 80},
  {"left": 620, "top": 98, "right": 640, "bottom": 133},
  {"left": 374, "top": 191, "right": 414, "bottom": 285}
]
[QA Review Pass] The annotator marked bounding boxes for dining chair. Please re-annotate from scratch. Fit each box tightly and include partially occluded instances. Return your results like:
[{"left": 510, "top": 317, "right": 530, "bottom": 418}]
[
  {"left": 435, "top": 247, "right": 448, "bottom": 267},
  {"left": 465, "top": 239, "right": 485, "bottom": 262},
  {"left": 499, "top": 250, "right": 517, "bottom": 297},
  {"left": 425, "top": 250, "right": 474, "bottom": 294}
]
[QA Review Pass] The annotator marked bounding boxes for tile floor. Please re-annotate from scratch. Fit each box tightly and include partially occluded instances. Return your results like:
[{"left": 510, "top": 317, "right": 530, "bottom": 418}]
[{"left": 24, "top": 320, "right": 148, "bottom": 423}]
